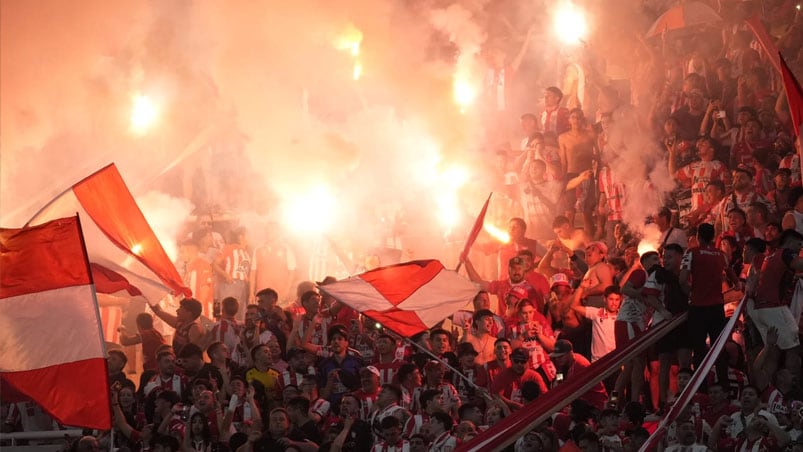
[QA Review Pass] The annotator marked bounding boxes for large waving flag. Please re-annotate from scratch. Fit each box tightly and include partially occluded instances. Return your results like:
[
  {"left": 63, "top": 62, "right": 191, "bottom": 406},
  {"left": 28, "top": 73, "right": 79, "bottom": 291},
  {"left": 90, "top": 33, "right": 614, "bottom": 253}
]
[
  {"left": 1, "top": 216, "right": 111, "bottom": 429},
  {"left": 319, "top": 260, "right": 478, "bottom": 337},
  {"left": 456, "top": 193, "right": 492, "bottom": 272},
  {"left": 26, "top": 164, "right": 190, "bottom": 305}
]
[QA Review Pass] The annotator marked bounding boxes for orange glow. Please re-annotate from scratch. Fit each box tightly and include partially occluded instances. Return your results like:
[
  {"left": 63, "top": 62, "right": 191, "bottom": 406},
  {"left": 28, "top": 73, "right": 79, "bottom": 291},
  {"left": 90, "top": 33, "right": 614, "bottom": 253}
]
[
  {"left": 353, "top": 61, "right": 362, "bottom": 80},
  {"left": 553, "top": 1, "right": 588, "bottom": 45},
  {"left": 282, "top": 185, "right": 337, "bottom": 234},
  {"left": 129, "top": 93, "right": 160, "bottom": 135},
  {"left": 453, "top": 78, "right": 477, "bottom": 111},
  {"left": 484, "top": 223, "right": 510, "bottom": 243}
]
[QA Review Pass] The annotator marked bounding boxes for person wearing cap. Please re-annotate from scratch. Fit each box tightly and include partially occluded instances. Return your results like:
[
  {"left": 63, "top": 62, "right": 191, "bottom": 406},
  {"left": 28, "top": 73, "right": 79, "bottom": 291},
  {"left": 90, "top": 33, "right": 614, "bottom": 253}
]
[
  {"left": 453, "top": 342, "right": 489, "bottom": 404},
  {"left": 549, "top": 339, "right": 607, "bottom": 410},
  {"left": 413, "top": 359, "right": 461, "bottom": 418},
  {"left": 768, "top": 168, "right": 796, "bottom": 215},
  {"left": 545, "top": 273, "right": 586, "bottom": 355},
  {"left": 462, "top": 254, "right": 540, "bottom": 318},
  {"left": 715, "top": 166, "right": 772, "bottom": 235},
  {"left": 150, "top": 297, "right": 205, "bottom": 358},
  {"left": 490, "top": 347, "right": 547, "bottom": 410},
  {"left": 318, "top": 324, "right": 364, "bottom": 410},
  {"left": 578, "top": 241, "right": 614, "bottom": 308},
  {"left": 353, "top": 366, "right": 381, "bottom": 421}
]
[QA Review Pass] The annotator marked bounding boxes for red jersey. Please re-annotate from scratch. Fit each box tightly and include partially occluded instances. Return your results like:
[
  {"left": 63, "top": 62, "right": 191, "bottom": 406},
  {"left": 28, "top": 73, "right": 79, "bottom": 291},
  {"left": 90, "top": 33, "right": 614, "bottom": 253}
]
[
  {"left": 755, "top": 248, "right": 797, "bottom": 309},
  {"left": 680, "top": 244, "right": 729, "bottom": 307},
  {"left": 490, "top": 367, "right": 548, "bottom": 404},
  {"left": 220, "top": 244, "right": 250, "bottom": 281},
  {"left": 370, "top": 359, "right": 404, "bottom": 386},
  {"left": 676, "top": 160, "right": 729, "bottom": 210},
  {"left": 488, "top": 279, "right": 538, "bottom": 317},
  {"left": 141, "top": 329, "right": 166, "bottom": 371}
]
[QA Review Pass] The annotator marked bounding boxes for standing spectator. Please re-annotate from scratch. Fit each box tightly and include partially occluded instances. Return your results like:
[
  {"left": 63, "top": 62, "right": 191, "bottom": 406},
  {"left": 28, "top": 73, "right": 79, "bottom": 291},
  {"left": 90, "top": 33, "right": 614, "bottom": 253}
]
[
  {"left": 180, "top": 237, "right": 216, "bottom": 320},
  {"left": 460, "top": 309, "right": 497, "bottom": 365},
  {"left": 250, "top": 222, "right": 297, "bottom": 304},
  {"left": 549, "top": 340, "right": 607, "bottom": 411},
  {"left": 768, "top": 168, "right": 796, "bottom": 215},
  {"left": 540, "top": 86, "right": 570, "bottom": 136},
  {"left": 213, "top": 227, "right": 251, "bottom": 323},
  {"left": 118, "top": 312, "right": 166, "bottom": 372},
  {"left": 559, "top": 109, "right": 597, "bottom": 231},
  {"left": 670, "top": 137, "right": 730, "bottom": 214},
  {"left": 490, "top": 347, "right": 548, "bottom": 410},
  {"left": 463, "top": 255, "right": 539, "bottom": 317},
  {"left": 319, "top": 325, "right": 363, "bottom": 411},
  {"left": 208, "top": 297, "right": 242, "bottom": 358},
  {"left": 151, "top": 298, "right": 205, "bottom": 357},
  {"left": 571, "top": 285, "right": 621, "bottom": 362},
  {"left": 716, "top": 167, "right": 771, "bottom": 235},
  {"left": 578, "top": 241, "right": 615, "bottom": 308}
]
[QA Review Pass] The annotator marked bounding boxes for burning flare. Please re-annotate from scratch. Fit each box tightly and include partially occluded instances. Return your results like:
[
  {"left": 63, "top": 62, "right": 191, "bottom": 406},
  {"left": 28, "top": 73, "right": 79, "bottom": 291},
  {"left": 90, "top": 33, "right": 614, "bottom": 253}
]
[
  {"left": 553, "top": 1, "right": 588, "bottom": 45},
  {"left": 452, "top": 77, "right": 477, "bottom": 112},
  {"left": 282, "top": 185, "right": 338, "bottom": 234},
  {"left": 129, "top": 93, "right": 160, "bottom": 136},
  {"left": 483, "top": 223, "right": 511, "bottom": 244}
]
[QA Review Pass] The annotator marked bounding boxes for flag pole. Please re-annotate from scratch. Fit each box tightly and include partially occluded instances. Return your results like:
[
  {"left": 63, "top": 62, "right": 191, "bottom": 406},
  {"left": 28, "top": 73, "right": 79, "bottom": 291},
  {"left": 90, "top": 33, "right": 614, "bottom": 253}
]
[
  {"left": 397, "top": 334, "right": 490, "bottom": 397},
  {"left": 455, "top": 193, "right": 493, "bottom": 273}
]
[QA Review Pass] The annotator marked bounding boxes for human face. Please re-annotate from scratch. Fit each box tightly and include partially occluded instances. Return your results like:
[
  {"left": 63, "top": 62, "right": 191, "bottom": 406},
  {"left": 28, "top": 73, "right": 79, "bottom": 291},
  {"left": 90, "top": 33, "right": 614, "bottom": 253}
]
[
  {"left": 511, "top": 355, "right": 529, "bottom": 375},
  {"left": 744, "top": 120, "right": 760, "bottom": 140},
  {"left": 663, "top": 118, "right": 678, "bottom": 135},
  {"left": 230, "top": 379, "right": 246, "bottom": 397},
  {"left": 119, "top": 387, "right": 135, "bottom": 408},
  {"left": 245, "top": 307, "right": 260, "bottom": 328},
  {"left": 765, "top": 224, "right": 780, "bottom": 242},
  {"left": 544, "top": 90, "right": 560, "bottom": 108},
  {"left": 704, "top": 184, "right": 723, "bottom": 204},
  {"left": 509, "top": 220, "right": 525, "bottom": 241},
  {"left": 196, "top": 390, "right": 214, "bottom": 411},
  {"left": 728, "top": 211, "right": 746, "bottom": 230},
  {"left": 568, "top": 111, "right": 583, "bottom": 128},
  {"left": 775, "top": 172, "right": 790, "bottom": 189},
  {"left": 494, "top": 341, "right": 511, "bottom": 361},
  {"left": 509, "top": 264, "right": 526, "bottom": 283},
  {"left": 486, "top": 406, "right": 503, "bottom": 425},
  {"left": 473, "top": 292, "right": 491, "bottom": 310},
  {"left": 604, "top": 293, "right": 622, "bottom": 313},
  {"left": 641, "top": 254, "right": 661, "bottom": 271},
  {"left": 521, "top": 117, "right": 538, "bottom": 135},
  {"left": 741, "top": 387, "right": 759, "bottom": 410},
  {"left": 176, "top": 305, "right": 193, "bottom": 323},
  {"left": 269, "top": 411, "right": 290, "bottom": 437},
  {"left": 585, "top": 244, "right": 604, "bottom": 265},
  {"left": 158, "top": 354, "right": 176, "bottom": 375},
  {"left": 432, "top": 333, "right": 450, "bottom": 354},
  {"left": 477, "top": 315, "right": 494, "bottom": 333},
  {"left": 302, "top": 292, "right": 322, "bottom": 313},
  {"left": 330, "top": 334, "right": 348, "bottom": 354},
  {"left": 663, "top": 250, "right": 681, "bottom": 271},
  {"left": 732, "top": 171, "right": 751, "bottom": 191},
  {"left": 708, "top": 385, "right": 727, "bottom": 404},
  {"left": 410, "top": 436, "right": 427, "bottom": 452},
  {"left": 107, "top": 353, "right": 125, "bottom": 374},
  {"left": 519, "top": 304, "right": 535, "bottom": 323},
  {"left": 255, "top": 345, "right": 272, "bottom": 365},
  {"left": 376, "top": 337, "right": 394, "bottom": 355},
  {"left": 697, "top": 139, "right": 715, "bottom": 161},
  {"left": 191, "top": 414, "right": 205, "bottom": 435},
  {"left": 378, "top": 386, "right": 397, "bottom": 406}
]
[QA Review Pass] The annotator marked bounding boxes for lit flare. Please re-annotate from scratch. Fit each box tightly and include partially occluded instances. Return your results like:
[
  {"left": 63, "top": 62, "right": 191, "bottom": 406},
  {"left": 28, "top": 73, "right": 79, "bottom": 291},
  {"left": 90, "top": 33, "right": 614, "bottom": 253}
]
[
  {"left": 553, "top": 1, "right": 588, "bottom": 45},
  {"left": 129, "top": 93, "right": 159, "bottom": 136},
  {"left": 483, "top": 223, "right": 511, "bottom": 244}
]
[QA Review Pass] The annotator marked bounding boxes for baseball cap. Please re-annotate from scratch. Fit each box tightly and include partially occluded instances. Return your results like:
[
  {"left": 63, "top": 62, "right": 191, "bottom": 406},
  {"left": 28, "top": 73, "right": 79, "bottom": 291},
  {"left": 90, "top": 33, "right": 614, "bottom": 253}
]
[
  {"left": 424, "top": 360, "right": 444, "bottom": 371},
  {"left": 327, "top": 324, "right": 349, "bottom": 342},
  {"left": 586, "top": 241, "right": 609, "bottom": 256},
  {"left": 361, "top": 366, "right": 380, "bottom": 377},
  {"left": 551, "top": 273, "right": 571, "bottom": 288},
  {"left": 507, "top": 286, "right": 529, "bottom": 301},
  {"left": 549, "top": 339, "right": 574, "bottom": 358},
  {"left": 457, "top": 342, "right": 479, "bottom": 357},
  {"left": 510, "top": 347, "right": 529, "bottom": 361}
]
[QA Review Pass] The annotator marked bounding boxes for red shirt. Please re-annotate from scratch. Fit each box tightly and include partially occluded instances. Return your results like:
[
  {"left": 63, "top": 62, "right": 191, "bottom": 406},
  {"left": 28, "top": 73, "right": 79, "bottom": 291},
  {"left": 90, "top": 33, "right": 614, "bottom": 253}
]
[
  {"left": 488, "top": 279, "right": 538, "bottom": 318},
  {"left": 755, "top": 248, "right": 797, "bottom": 309},
  {"left": 680, "top": 244, "right": 729, "bottom": 306},
  {"left": 370, "top": 360, "right": 404, "bottom": 386},
  {"left": 490, "top": 367, "right": 548, "bottom": 403}
]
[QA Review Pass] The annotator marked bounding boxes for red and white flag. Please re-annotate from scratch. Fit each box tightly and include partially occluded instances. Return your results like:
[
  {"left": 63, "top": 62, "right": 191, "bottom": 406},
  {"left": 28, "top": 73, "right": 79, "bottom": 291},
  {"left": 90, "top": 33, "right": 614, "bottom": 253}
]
[
  {"left": 1, "top": 216, "right": 111, "bottom": 429},
  {"left": 319, "top": 260, "right": 478, "bottom": 337},
  {"left": 744, "top": 15, "right": 782, "bottom": 75},
  {"left": 26, "top": 163, "right": 190, "bottom": 305}
]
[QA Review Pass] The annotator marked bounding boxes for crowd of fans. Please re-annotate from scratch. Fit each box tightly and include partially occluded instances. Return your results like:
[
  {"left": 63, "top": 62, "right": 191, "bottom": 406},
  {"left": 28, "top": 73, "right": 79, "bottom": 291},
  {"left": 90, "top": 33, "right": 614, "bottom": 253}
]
[{"left": 6, "top": 0, "right": 803, "bottom": 451}]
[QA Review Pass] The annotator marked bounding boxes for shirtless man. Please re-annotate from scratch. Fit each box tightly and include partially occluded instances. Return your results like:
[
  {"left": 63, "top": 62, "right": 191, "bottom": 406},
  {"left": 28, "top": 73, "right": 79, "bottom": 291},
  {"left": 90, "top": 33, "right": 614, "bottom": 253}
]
[{"left": 559, "top": 108, "right": 597, "bottom": 230}]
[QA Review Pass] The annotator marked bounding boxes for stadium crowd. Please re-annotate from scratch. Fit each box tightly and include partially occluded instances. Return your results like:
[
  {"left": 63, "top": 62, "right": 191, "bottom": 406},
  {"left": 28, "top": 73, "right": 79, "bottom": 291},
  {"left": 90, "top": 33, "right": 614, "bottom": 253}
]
[{"left": 5, "top": 0, "right": 803, "bottom": 451}]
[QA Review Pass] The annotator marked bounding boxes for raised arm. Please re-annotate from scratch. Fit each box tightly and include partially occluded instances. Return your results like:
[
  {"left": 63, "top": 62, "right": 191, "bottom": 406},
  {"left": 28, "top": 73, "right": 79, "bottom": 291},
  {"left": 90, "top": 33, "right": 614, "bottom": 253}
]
[
  {"left": 462, "top": 257, "right": 490, "bottom": 291},
  {"left": 150, "top": 303, "right": 178, "bottom": 329}
]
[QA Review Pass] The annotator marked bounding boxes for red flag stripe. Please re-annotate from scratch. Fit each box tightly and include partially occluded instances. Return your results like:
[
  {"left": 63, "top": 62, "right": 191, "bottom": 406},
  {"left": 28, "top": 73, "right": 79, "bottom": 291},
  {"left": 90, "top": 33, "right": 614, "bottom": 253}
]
[
  {"left": 0, "top": 218, "right": 91, "bottom": 298},
  {"left": 461, "top": 193, "right": 492, "bottom": 261},
  {"left": 91, "top": 263, "right": 143, "bottom": 296},
  {"left": 359, "top": 260, "right": 443, "bottom": 305},
  {"left": 744, "top": 15, "right": 782, "bottom": 75},
  {"left": 1, "top": 358, "right": 111, "bottom": 430},
  {"left": 362, "top": 309, "right": 430, "bottom": 337},
  {"left": 458, "top": 313, "right": 688, "bottom": 451},
  {"left": 71, "top": 164, "right": 189, "bottom": 297}
]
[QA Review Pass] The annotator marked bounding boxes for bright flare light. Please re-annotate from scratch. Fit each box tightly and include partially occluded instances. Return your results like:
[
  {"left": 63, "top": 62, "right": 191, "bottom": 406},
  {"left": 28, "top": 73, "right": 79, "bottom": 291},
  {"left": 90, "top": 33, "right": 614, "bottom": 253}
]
[
  {"left": 131, "top": 243, "right": 143, "bottom": 255},
  {"left": 282, "top": 186, "right": 337, "bottom": 234},
  {"left": 553, "top": 1, "right": 588, "bottom": 45},
  {"left": 483, "top": 223, "right": 511, "bottom": 244},
  {"left": 129, "top": 93, "right": 160, "bottom": 135},
  {"left": 435, "top": 166, "right": 470, "bottom": 233},
  {"left": 353, "top": 61, "right": 363, "bottom": 80},
  {"left": 453, "top": 78, "right": 477, "bottom": 112}
]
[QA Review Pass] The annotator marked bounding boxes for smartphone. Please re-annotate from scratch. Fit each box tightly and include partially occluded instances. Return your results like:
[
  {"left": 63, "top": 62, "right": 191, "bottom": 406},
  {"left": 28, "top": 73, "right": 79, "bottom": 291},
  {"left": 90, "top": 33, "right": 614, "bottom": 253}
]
[
  {"left": 610, "top": 390, "right": 619, "bottom": 404},
  {"left": 556, "top": 373, "right": 564, "bottom": 382},
  {"left": 716, "top": 110, "right": 727, "bottom": 119},
  {"left": 180, "top": 405, "right": 191, "bottom": 421}
]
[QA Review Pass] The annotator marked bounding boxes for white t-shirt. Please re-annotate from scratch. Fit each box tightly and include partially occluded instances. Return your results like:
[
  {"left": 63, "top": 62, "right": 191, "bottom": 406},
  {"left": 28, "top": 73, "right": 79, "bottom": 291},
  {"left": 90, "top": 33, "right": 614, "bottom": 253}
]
[{"left": 583, "top": 307, "right": 618, "bottom": 361}]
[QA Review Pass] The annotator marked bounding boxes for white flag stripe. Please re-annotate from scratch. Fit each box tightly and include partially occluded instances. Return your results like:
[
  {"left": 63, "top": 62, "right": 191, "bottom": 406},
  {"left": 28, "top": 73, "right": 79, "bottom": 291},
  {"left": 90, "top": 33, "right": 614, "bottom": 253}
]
[
  {"left": 29, "top": 190, "right": 172, "bottom": 303},
  {"left": 0, "top": 285, "right": 103, "bottom": 371},
  {"left": 319, "top": 280, "right": 396, "bottom": 313}
]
